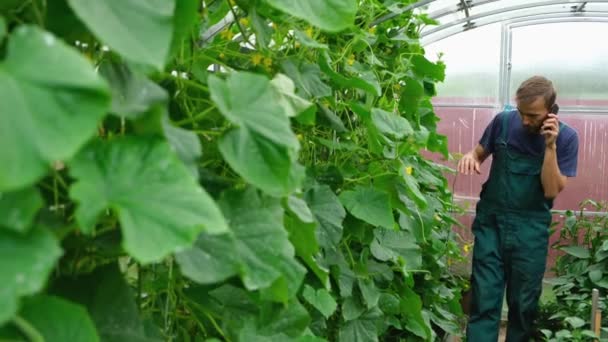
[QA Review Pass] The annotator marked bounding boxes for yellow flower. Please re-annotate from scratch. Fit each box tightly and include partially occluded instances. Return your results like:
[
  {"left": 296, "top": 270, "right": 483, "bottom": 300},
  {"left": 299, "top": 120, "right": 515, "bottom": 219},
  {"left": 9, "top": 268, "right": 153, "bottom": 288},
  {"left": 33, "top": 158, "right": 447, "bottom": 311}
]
[
  {"left": 368, "top": 26, "right": 377, "bottom": 34},
  {"left": 347, "top": 54, "right": 355, "bottom": 66},
  {"left": 463, "top": 244, "right": 472, "bottom": 254},
  {"left": 405, "top": 166, "right": 413, "bottom": 175},
  {"left": 263, "top": 57, "right": 273, "bottom": 68},
  {"left": 219, "top": 53, "right": 225, "bottom": 59},
  {"left": 251, "top": 53, "right": 263, "bottom": 66},
  {"left": 228, "top": 0, "right": 236, "bottom": 6},
  {"left": 434, "top": 214, "right": 441, "bottom": 221},
  {"left": 296, "top": 134, "right": 303, "bottom": 141},
  {"left": 393, "top": 83, "right": 401, "bottom": 91},
  {"left": 239, "top": 17, "right": 249, "bottom": 26},
  {"left": 220, "top": 29, "right": 234, "bottom": 40},
  {"left": 294, "top": 41, "right": 301, "bottom": 48},
  {"left": 305, "top": 27, "right": 314, "bottom": 38}
]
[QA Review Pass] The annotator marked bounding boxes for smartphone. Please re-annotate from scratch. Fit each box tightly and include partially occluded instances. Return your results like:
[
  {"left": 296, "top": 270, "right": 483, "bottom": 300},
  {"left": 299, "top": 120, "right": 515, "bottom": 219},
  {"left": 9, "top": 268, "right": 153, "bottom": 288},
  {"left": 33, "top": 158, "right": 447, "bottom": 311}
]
[{"left": 542, "top": 103, "right": 559, "bottom": 135}]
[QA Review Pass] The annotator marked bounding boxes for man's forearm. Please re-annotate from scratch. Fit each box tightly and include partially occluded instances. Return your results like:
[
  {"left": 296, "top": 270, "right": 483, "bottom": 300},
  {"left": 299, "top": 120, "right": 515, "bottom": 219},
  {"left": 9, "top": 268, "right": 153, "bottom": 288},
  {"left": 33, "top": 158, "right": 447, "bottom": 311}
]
[{"left": 541, "top": 145, "right": 565, "bottom": 199}]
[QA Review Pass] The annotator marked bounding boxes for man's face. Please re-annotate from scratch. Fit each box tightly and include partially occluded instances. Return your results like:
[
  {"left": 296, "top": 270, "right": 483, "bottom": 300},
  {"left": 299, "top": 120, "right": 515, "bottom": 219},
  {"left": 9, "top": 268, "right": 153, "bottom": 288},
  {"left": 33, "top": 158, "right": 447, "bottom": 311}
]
[{"left": 517, "top": 97, "right": 549, "bottom": 134}]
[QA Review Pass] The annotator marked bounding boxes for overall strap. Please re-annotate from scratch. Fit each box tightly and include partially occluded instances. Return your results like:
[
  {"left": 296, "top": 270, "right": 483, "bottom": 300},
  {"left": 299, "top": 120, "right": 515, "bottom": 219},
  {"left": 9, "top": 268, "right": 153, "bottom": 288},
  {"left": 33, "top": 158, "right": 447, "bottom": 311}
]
[{"left": 500, "top": 112, "right": 511, "bottom": 143}]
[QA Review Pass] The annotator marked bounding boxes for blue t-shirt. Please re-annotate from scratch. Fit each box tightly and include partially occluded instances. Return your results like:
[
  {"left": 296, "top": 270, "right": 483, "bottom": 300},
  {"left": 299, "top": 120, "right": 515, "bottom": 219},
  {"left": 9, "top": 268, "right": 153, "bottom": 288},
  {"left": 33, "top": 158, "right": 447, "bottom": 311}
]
[{"left": 479, "top": 110, "right": 579, "bottom": 177}]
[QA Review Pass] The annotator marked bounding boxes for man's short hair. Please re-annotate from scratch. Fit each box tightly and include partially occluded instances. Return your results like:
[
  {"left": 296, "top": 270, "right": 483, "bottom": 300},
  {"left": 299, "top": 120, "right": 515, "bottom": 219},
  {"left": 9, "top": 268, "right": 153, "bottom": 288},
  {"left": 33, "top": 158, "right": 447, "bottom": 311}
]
[{"left": 515, "top": 76, "right": 556, "bottom": 110}]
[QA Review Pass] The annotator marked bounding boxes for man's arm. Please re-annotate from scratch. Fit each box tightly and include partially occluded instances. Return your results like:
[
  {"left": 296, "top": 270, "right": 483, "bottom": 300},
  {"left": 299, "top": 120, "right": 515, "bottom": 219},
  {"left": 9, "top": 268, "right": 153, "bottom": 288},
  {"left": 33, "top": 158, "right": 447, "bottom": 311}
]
[
  {"left": 541, "top": 114, "right": 567, "bottom": 199},
  {"left": 458, "top": 144, "right": 490, "bottom": 175}
]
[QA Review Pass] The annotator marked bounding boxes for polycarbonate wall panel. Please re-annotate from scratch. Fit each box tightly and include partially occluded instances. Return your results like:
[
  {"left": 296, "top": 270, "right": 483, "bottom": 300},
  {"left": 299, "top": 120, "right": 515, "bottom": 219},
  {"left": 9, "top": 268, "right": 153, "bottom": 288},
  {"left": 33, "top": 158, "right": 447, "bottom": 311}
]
[
  {"left": 509, "top": 22, "right": 608, "bottom": 106},
  {"left": 424, "top": 23, "right": 501, "bottom": 105}
]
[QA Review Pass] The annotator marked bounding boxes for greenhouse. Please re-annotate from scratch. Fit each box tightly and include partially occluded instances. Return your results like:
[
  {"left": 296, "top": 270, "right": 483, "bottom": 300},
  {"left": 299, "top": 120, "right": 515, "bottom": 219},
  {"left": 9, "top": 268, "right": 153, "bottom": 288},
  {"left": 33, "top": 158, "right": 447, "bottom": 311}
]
[{"left": 0, "top": 1, "right": 607, "bottom": 341}]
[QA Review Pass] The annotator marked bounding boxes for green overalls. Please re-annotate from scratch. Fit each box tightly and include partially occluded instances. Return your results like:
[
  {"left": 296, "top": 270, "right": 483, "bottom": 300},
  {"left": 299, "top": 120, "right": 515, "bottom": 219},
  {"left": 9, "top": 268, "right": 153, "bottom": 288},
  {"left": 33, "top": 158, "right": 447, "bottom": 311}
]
[{"left": 466, "top": 113, "right": 556, "bottom": 341}]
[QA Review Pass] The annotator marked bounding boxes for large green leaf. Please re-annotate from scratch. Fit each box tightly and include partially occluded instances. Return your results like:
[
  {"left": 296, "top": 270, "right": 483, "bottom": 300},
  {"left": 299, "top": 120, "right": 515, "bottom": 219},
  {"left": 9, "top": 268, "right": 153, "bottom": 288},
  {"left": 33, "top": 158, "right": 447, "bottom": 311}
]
[
  {"left": 338, "top": 308, "right": 382, "bottom": 342},
  {"left": 302, "top": 285, "right": 337, "bottom": 318},
  {"left": 411, "top": 55, "right": 445, "bottom": 82},
  {"left": 560, "top": 246, "right": 591, "bottom": 259},
  {"left": 219, "top": 127, "right": 304, "bottom": 196},
  {"left": 264, "top": 0, "right": 357, "bottom": 32},
  {"left": 67, "top": 0, "right": 175, "bottom": 68},
  {"left": 169, "top": 0, "right": 199, "bottom": 57},
  {"left": 371, "top": 108, "right": 413, "bottom": 140},
  {"left": 162, "top": 118, "right": 202, "bottom": 178},
  {"left": 340, "top": 187, "right": 394, "bottom": 228},
  {"left": 209, "top": 72, "right": 299, "bottom": 149},
  {"left": 218, "top": 189, "right": 306, "bottom": 295},
  {"left": 305, "top": 185, "right": 346, "bottom": 250},
  {"left": 282, "top": 60, "right": 333, "bottom": 100},
  {"left": 318, "top": 53, "right": 379, "bottom": 96},
  {"left": 270, "top": 74, "right": 314, "bottom": 118},
  {"left": 176, "top": 231, "right": 240, "bottom": 284},
  {"left": 0, "top": 26, "right": 109, "bottom": 191},
  {"left": 370, "top": 228, "right": 422, "bottom": 270},
  {"left": 401, "top": 287, "right": 430, "bottom": 339},
  {"left": 284, "top": 215, "right": 329, "bottom": 287},
  {"left": 0, "top": 187, "right": 43, "bottom": 233},
  {"left": 50, "top": 264, "right": 162, "bottom": 342},
  {"left": 179, "top": 189, "right": 306, "bottom": 299},
  {"left": 357, "top": 279, "right": 380, "bottom": 309},
  {"left": 0, "top": 227, "right": 62, "bottom": 324},
  {"left": 18, "top": 296, "right": 99, "bottom": 342},
  {"left": 98, "top": 61, "right": 167, "bottom": 119},
  {"left": 0, "top": 17, "right": 5, "bottom": 41},
  {"left": 69, "top": 137, "right": 228, "bottom": 263}
]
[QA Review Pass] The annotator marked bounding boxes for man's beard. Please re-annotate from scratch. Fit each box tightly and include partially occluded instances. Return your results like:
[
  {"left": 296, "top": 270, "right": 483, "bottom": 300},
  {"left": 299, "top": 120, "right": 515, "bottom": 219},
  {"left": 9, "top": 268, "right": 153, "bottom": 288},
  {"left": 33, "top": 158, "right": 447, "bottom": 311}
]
[{"left": 524, "top": 124, "right": 541, "bottom": 134}]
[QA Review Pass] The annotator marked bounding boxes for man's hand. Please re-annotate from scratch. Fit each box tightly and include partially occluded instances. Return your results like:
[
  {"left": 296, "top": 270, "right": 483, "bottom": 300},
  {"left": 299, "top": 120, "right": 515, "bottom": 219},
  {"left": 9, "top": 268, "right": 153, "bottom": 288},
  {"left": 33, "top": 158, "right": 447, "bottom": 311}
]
[
  {"left": 458, "top": 152, "right": 481, "bottom": 175},
  {"left": 542, "top": 113, "right": 560, "bottom": 148}
]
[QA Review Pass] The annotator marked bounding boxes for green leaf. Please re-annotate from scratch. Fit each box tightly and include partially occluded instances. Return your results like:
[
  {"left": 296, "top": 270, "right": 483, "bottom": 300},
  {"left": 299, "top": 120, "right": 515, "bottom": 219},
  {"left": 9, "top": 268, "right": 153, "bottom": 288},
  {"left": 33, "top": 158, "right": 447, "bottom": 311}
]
[
  {"left": 264, "top": 0, "right": 357, "bottom": 32},
  {"left": 411, "top": 55, "right": 445, "bottom": 82},
  {"left": 69, "top": 137, "right": 228, "bottom": 263},
  {"left": 209, "top": 72, "right": 299, "bottom": 149},
  {"left": 18, "top": 296, "right": 99, "bottom": 342},
  {"left": 98, "top": 61, "right": 167, "bottom": 119},
  {"left": 0, "top": 26, "right": 110, "bottom": 191},
  {"left": 257, "top": 300, "right": 311, "bottom": 337},
  {"left": 371, "top": 108, "right": 413, "bottom": 140},
  {"left": 561, "top": 246, "right": 590, "bottom": 259},
  {"left": 169, "top": 0, "right": 199, "bottom": 57},
  {"left": 378, "top": 293, "right": 400, "bottom": 315},
  {"left": 401, "top": 287, "right": 430, "bottom": 339},
  {"left": 340, "top": 187, "right": 394, "bottom": 228},
  {"left": 339, "top": 308, "right": 381, "bottom": 342},
  {"left": 217, "top": 189, "right": 306, "bottom": 294},
  {"left": 67, "top": 0, "right": 175, "bottom": 68},
  {"left": 50, "top": 264, "right": 162, "bottom": 342},
  {"left": 342, "top": 297, "right": 366, "bottom": 321},
  {"left": 176, "top": 231, "right": 240, "bottom": 284},
  {"left": 282, "top": 60, "right": 332, "bottom": 100},
  {"left": 162, "top": 118, "right": 202, "bottom": 178},
  {"left": 0, "top": 227, "right": 62, "bottom": 324},
  {"left": 371, "top": 228, "right": 421, "bottom": 269},
  {"left": 590, "top": 269, "right": 603, "bottom": 283},
  {"left": 270, "top": 73, "right": 314, "bottom": 118},
  {"left": 565, "top": 316, "right": 586, "bottom": 329},
  {"left": 250, "top": 8, "right": 273, "bottom": 49},
  {"left": 358, "top": 278, "right": 380, "bottom": 309},
  {"left": 399, "top": 171, "right": 428, "bottom": 208},
  {"left": 399, "top": 77, "right": 424, "bottom": 120},
  {"left": 319, "top": 53, "right": 380, "bottom": 96},
  {"left": 284, "top": 216, "right": 329, "bottom": 288},
  {"left": 305, "top": 185, "right": 346, "bottom": 249},
  {"left": 219, "top": 127, "right": 304, "bottom": 196},
  {"left": 0, "top": 16, "right": 5, "bottom": 41},
  {"left": 294, "top": 30, "right": 328, "bottom": 49},
  {"left": 302, "top": 285, "right": 337, "bottom": 318},
  {"left": 287, "top": 196, "right": 315, "bottom": 223},
  {"left": 0, "top": 187, "right": 43, "bottom": 233}
]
